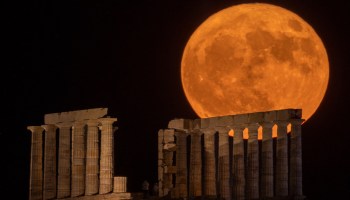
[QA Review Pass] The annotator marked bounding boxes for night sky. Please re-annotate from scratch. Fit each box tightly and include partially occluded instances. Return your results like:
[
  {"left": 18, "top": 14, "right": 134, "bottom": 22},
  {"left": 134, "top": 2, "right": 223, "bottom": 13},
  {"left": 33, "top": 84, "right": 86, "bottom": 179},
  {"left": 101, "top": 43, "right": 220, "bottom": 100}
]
[{"left": 1, "top": 0, "right": 349, "bottom": 199}]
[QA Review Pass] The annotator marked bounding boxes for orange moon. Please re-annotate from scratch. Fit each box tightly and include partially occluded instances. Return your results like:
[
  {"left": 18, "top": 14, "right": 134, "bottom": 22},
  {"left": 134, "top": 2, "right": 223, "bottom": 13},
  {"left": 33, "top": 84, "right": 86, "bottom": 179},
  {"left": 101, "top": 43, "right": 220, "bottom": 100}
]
[{"left": 181, "top": 3, "right": 329, "bottom": 137}]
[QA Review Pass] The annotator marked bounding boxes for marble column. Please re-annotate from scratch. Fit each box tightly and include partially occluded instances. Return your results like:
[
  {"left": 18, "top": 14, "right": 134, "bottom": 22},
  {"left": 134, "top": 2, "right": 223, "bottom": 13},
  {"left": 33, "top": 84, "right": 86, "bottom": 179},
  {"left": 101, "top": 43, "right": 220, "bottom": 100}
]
[
  {"left": 85, "top": 120, "right": 100, "bottom": 195},
  {"left": 290, "top": 119, "right": 305, "bottom": 199},
  {"left": 158, "top": 130, "right": 164, "bottom": 197},
  {"left": 163, "top": 130, "right": 174, "bottom": 196},
  {"left": 275, "top": 121, "right": 289, "bottom": 197},
  {"left": 71, "top": 121, "right": 86, "bottom": 197},
  {"left": 42, "top": 124, "right": 58, "bottom": 200},
  {"left": 99, "top": 118, "right": 117, "bottom": 194},
  {"left": 247, "top": 123, "right": 260, "bottom": 199},
  {"left": 260, "top": 122, "right": 274, "bottom": 198},
  {"left": 56, "top": 123, "right": 72, "bottom": 198},
  {"left": 27, "top": 126, "right": 44, "bottom": 200},
  {"left": 217, "top": 128, "right": 230, "bottom": 200},
  {"left": 202, "top": 129, "right": 216, "bottom": 197},
  {"left": 175, "top": 130, "right": 188, "bottom": 198},
  {"left": 232, "top": 126, "right": 245, "bottom": 200},
  {"left": 189, "top": 130, "right": 202, "bottom": 197}
]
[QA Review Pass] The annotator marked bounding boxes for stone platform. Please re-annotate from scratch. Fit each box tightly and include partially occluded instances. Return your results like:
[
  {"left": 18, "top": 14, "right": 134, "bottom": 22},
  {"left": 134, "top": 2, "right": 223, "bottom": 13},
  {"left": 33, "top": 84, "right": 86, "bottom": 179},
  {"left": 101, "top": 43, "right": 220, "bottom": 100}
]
[{"left": 55, "top": 192, "right": 131, "bottom": 200}]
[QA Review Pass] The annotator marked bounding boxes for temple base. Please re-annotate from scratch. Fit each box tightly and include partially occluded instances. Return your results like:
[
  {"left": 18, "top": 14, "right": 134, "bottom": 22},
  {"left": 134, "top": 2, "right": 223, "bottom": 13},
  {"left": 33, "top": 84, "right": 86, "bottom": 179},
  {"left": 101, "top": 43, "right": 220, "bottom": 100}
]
[{"left": 55, "top": 192, "right": 131, "bottom": 200}]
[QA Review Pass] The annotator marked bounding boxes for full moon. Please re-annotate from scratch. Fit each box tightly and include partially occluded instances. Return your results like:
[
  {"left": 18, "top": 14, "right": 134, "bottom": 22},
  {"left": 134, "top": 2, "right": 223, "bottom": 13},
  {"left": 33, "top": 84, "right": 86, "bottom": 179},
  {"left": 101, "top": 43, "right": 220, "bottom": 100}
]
[{"left": 181, "top": 3, "right": 329, "bottom": 136}]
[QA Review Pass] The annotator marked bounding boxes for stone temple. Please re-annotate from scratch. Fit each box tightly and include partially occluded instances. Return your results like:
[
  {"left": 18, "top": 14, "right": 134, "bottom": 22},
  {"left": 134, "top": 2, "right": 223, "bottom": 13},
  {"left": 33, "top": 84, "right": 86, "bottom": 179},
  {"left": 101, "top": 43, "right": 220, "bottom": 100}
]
[
  {"left": 27, "top": 108, "right": 131, "bottom": 200},
  {"left": 158, "top": 109, "right": 305, "bottom": 200},
  {"left": 27, "top": 108, "right": 305, "bottom": 200}
]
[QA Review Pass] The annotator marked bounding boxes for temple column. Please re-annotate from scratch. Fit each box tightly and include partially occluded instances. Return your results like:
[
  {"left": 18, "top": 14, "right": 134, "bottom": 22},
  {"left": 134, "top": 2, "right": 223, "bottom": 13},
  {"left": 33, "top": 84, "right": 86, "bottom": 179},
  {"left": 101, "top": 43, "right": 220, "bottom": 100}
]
[
  {"left": 232, "top": 126, "right": 245, "bottom": 200},
  {"left": 275, "top": 120, "right": 289, "bottom": 197},
  {"left": 158, "top": 130, "right": 164, "bottom": 197},
  {"left": 175, "top": 130, "right": 188, "bottom": 198},
  {"left": 85, "top": 120, "right": 100, "bottom": 195},
  {"left": 290, "top": 119, "right": 305, "bottom": 199},
  {"left": 42, "top": 124, "right": 58, "bottom": 200},
  {"left": 247, "top": 123, "right": 260, "bottom": 199},
  {"left": 27, "top": 126, "right": 44, "bottom": 200},
  {"left": 202, "top": 129, "right": 216, "bottom": 198},
  {"left": 217, "top": 128, "right": 230, "bottom": 200},
  {"left": 260, "top": 122, "right": 274, "bottom": 198},
  {"left": 56, "top": 123, "right": 72, "bottom": 198},
  {"left": 99, "top": 117, "right": 117, "bottom": 194},
  {"left": 189, "top": 130, "right": 202, "bottom": 197},
  {"left": 71, "top": 121, "right": 86, "bottom": 197},
  {"left": 163, "top": 129, "right": 175, "bottom": 196}
]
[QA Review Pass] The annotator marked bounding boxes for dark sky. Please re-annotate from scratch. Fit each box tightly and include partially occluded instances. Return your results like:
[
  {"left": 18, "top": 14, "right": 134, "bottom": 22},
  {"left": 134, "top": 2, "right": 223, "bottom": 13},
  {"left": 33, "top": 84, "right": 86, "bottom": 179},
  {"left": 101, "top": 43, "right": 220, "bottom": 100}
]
[{"left": 1, "top": 0, "right": 349, "bottom": 199}]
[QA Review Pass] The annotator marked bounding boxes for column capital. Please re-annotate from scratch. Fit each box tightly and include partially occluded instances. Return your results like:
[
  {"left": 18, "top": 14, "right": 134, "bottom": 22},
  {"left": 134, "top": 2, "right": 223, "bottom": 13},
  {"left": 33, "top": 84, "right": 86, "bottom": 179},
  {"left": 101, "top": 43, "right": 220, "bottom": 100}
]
[
  {"left": 231, "top": 125, "right": 245, "bottom": 132},
  {"left": 41, "top": 124, "right": 58, "bottom": 132},
  {"left": 246, "top": 123, "right": 260, "bottom": 130},
  {"left": 86, "top": 119, "right": 100, "bottom": 127},
  {"left": 260, "top": 122, "right": 275, "bottom": 129},
  {"left": 99, "top": 117, "right": 117, "bottom": 125},
  {"left": 56, "top": 122, "right": 73, "bottom": 129},
  {"left": 200, "top": 128, "right": 216, "bottom": 135},
  {"left": 27, "top": 126, "right": 44, "bottom": 133},
  {"left": 247, "top": 123, "right": 259, "bottom": 139},
  {"left": 246, "top": 123, "right": 260, "bottom": 135},
  {"left": 232, "top": 125, "right": 245, "bottom": 140},
  {"left": 174, "top": 129, "right": 188, "bottom": 136},
  {"left": 190, "top": 129, "right": 203, "bottom": 136},
  {"left": 216, "top": 126, "right": 230, "bottom": 134},
  {"left": 274, "top": 120, "right": 289, "bottom": 127}
]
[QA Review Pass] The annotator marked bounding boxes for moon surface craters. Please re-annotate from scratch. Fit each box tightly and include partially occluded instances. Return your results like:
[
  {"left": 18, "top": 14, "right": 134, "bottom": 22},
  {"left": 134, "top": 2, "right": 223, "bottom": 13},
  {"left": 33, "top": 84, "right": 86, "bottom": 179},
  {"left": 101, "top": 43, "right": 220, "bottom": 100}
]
[{"left": 181, "top": 3, "right": 329, "bottom": 121}]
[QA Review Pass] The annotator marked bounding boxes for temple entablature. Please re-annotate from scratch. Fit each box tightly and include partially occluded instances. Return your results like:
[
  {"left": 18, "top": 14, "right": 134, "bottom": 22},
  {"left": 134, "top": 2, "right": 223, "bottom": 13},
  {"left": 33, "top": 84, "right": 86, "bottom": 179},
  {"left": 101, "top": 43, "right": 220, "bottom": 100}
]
[{"left": 168, "top": 109, "right": 301, "bottom": 135}]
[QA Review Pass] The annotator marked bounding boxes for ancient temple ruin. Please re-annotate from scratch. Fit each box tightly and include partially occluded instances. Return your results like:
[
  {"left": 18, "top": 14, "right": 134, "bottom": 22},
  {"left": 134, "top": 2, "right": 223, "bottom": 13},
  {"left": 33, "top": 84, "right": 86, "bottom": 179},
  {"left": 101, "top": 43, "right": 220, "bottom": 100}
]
[
  {"left": 158, "top": 109, "right": 305, "bottom": 200},
  {"left": 27, "top": 108, "right": 130, "bottom": 200}
]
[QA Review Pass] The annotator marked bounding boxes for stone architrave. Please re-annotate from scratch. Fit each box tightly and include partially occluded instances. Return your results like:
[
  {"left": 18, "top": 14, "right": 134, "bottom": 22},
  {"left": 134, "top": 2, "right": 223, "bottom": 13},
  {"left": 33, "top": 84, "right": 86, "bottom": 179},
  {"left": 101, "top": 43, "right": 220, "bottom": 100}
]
[
  {"left": 99, "top": 118, "right": 117, "bottom": 194},
  {"left": 71, "top": 121, "right": 86, "bottom": 197},
  {"left": 42, "top": 124, "right": 58, "bottom": 200},
  {"left": 232, "top": 126, "right": 245, "bottom": 200},
  {"left": 247, "top": 123, "right": 260, "bottom": 200},
  {"left": 27, "top": 126, "right": 44, "bottom": 200},
  {"left": 202, "top": 129, "right": 217, "bottom": 197},
  {"left": 260, "top": 122, "right": 274, "bottom": 198},
  {"left": 217, "top": 127, "right": 230, "bottom": 200},
  {"left": 189, "top": 130, "right": 202, "bottom": 197},
  {"left": 290, "top": 119, "right": 305, "bottom": 199},
  {"left": 85, "top": 120, "right": 100, "bottom": 195},
  {"left": 44, "top": 108, "right": 108, "bottom": 124},
  {"left": 56, "top": 123, "right": 72, "bottom": 198},
  {"left": 275, "top": 120, "right": 289, "bottom": 197},
  {"left": 175, "top": 130, "right": 188, "bottom": 198}
]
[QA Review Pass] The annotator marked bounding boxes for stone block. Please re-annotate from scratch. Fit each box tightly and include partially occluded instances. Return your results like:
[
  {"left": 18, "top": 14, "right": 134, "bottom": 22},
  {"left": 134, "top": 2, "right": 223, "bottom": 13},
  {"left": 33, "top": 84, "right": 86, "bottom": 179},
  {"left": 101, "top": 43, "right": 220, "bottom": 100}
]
[
  {"left": 114, "top": 176, "right": 127, "bottom": 193},
  {"left": 264, "top": 110, "right": 277, "bottom": 122},
  {"left": 199, "top": 118, "right": 210, "bottom": 129},
  {"left": 193, "top": 119, "right": 202, "bottom": 129},
  {"left": 164, "top": 143, "right": 176, "bottom": 151},
  {"left": 276, "top": 109, "right": 300, "bottom": 120},
  {"left": 168, "top": 118, "right": 192, "bottom": 130},
  {"left": 44, "top": 108, "right": 108, "bottom": 124},
  {"left": 216, "top": 115, "right": 234, "bottom": 127},
  {"left": 208, "top": 117, "right": 220, "bottom": 128},
  {"left": 248, "top": 112, "right": 264, "bottom": 123},
  {"left": 233, "top": 114, "right": 249, "bottom": 124},
  {"left": 293, "top": 109, "right": 302, "bottom": 119},
  {"left": 163, "top": 129, "right": 175, "bottom": 143}
]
